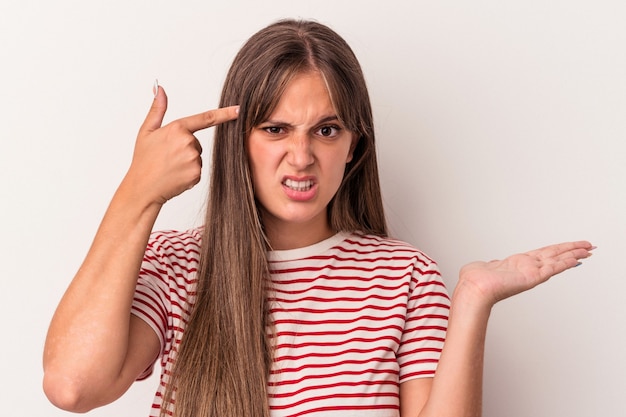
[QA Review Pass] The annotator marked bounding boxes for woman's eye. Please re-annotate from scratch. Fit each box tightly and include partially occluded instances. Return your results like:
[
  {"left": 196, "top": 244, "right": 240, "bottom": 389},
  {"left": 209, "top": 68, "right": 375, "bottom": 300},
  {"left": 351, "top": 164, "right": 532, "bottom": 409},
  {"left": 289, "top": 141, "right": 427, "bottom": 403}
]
[
  {"left": 264, "top": 126, "right": 284, "bottom": 134},
  {"left": 317, "top": 125, "right": 341, "bottom": 137}
]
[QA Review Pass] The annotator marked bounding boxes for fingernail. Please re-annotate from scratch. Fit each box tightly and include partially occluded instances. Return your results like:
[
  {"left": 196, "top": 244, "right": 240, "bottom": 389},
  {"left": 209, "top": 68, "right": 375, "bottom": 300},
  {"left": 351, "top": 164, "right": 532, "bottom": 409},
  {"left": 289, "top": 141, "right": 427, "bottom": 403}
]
[
  {"left": 590, "top": 246, "right": 597, "bottom": 250},
  {"left": 153, "top": 79, "right": 159, "bottom": 99}
]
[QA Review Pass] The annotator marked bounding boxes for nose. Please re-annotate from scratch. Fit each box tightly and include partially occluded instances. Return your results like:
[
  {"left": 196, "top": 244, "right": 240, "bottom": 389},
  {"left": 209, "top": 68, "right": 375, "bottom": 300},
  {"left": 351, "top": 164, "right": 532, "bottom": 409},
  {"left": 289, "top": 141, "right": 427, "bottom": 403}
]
[{"left": 287, "top": 132, "right": 314, "bottom": 170}]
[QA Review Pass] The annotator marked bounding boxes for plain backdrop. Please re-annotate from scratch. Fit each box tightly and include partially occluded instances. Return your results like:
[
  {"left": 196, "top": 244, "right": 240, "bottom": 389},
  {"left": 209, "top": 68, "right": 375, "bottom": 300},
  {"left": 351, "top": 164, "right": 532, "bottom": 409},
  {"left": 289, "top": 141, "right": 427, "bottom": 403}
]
[{"left": 1, "top": 1, "right": 624, "bottom": 416}]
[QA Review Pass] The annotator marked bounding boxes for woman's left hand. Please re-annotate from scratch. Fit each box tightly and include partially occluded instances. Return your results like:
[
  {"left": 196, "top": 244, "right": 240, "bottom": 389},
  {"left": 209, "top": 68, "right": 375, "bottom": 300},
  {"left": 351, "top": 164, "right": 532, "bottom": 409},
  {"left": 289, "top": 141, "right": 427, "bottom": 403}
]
[{"left": 458, "top": 240, "right": 594, "bottom": 308}]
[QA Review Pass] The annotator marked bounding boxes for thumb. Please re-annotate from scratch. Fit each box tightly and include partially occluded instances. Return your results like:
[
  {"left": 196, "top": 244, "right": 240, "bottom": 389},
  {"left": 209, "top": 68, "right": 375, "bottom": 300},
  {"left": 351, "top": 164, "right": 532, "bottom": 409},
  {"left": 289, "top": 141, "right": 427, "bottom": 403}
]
[{"left": 139, "top": 80, "right": 168, "bottom": 134}]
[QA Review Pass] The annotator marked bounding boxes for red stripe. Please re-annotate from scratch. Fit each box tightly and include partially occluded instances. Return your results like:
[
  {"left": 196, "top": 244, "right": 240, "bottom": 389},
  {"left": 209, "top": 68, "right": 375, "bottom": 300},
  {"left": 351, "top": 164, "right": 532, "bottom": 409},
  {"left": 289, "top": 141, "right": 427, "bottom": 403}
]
[
  {"left": 272, "top": 263, "right": 427, "bottom": 274},
  {"left": 399, "top": 335, "right": 446, "bottom": 346},
  {"left": 401, "top": 357, "right": 441, "bottom": 367},
  {"left": 277, "top": 253, "right": 420, "bottom": 264},
  {"left": 401, "top": 369, "right": 436, "bottom": 380},
  {"left": 269, "top": 379, "right": 399, "bottom": 398},
  {"left": 407, "top": 302, "right": 451, "bottom": 314},
  {"left": 272, "top": 404, "right": 398, "bottom": 417},
  {"left": 270, "top": 273, "right": 410, "bottom": 285},
  {"left": 275, "top": 345, "right": 395, "bottom": 362},
  {"left": 275, "top": 324, "right": 404, "bottom": 337},
  {"left": 134, "top": 288, "right": 167, "bottom": 323},
  {"left": 272, "top": 281, "right": 408, "bottom": 295},
  {"left": 273, "top": 335, "right": 402, "bottom": 349},
  {"left": 269, "top": 367, "right": 400, "bottom": 386},
  {"left": 270, "top": 391, "right": 399, "bottom": 410},
  {"left": 270, "top": 302, "right": 408, "bottom": 314},
  {"left": 268, "top": 294, "right": 410, "bottom": 304},
  {"left": 273, "top": 313, "right": 407, "bottom": 326},
  {"left": 272, "top": 357, "right": 398, "bottom": 375},
  {"left": 135, "top": 229, "right": 448, "bottom": 417}
]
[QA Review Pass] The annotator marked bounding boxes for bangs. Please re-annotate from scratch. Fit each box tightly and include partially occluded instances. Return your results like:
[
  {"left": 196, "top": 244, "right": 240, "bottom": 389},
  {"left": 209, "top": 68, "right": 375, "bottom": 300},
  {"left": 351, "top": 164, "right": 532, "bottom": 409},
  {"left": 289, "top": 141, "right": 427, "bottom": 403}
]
[{"left": 246, "top": 65, "right": 303, "bottom": 129}]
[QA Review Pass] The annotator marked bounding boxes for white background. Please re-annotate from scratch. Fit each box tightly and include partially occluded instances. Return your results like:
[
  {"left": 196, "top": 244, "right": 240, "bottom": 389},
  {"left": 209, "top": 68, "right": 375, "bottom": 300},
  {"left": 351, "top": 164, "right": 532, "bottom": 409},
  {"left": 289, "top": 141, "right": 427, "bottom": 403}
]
[{"left": 1, "top": 1, "right": 624, "bottom": 416}]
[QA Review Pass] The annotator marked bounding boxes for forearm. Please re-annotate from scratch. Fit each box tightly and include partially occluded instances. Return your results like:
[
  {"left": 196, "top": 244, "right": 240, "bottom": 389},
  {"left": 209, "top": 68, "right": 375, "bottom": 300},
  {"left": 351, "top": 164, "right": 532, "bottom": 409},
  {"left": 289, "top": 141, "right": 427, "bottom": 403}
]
[
  {"left": 43, "top": 178, "right": 162, "bottom": 409},
  {"left": 43, "top": 86, "right": 239, "bottom": 411},
  {"left": 418, "top": 280, "right": 492, "bottom": 417}
]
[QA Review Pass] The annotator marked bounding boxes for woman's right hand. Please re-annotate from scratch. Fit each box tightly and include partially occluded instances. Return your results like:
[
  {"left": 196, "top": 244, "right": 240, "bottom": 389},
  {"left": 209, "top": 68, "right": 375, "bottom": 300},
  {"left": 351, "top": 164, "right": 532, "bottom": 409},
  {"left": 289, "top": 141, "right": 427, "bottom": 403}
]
[
  {"left": 125, "top": 83, "right": 239, "bottom": 206},
  {"left": 43, "top": 84, "right": 239, "bottom": 412}
]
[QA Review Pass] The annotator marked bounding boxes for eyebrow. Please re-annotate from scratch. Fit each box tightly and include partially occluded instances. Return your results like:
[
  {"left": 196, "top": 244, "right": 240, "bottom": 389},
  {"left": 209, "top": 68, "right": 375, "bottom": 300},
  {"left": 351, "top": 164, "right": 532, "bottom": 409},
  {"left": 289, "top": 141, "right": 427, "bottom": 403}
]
[{"left": 262, "top": 114, "right": 340, "bottom": 126}]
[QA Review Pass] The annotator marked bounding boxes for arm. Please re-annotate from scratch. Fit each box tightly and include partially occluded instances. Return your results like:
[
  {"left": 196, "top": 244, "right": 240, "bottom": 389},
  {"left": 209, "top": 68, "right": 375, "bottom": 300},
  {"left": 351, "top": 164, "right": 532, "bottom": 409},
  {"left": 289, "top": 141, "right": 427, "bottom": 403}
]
[
  {"left": 400, "top": 241, "right": 594, "bottom": 417},
  {"left": 42, "top": 84, "right": 239, "bottom": 412}
]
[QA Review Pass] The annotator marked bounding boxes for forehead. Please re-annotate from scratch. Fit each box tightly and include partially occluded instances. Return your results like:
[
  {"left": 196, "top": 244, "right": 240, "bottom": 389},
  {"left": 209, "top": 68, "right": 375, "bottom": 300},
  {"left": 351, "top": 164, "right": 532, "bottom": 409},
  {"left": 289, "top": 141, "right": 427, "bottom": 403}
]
[{"left": 267, "top": 71, "right": 336, "bottom": 121}]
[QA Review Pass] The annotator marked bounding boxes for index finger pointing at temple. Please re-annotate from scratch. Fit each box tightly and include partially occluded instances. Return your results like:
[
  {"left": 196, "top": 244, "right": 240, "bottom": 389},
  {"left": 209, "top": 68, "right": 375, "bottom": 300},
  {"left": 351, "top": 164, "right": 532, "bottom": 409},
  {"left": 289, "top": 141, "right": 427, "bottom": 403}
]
[{"left": 180, "top": 105, "right": 240, "bottom": 133}]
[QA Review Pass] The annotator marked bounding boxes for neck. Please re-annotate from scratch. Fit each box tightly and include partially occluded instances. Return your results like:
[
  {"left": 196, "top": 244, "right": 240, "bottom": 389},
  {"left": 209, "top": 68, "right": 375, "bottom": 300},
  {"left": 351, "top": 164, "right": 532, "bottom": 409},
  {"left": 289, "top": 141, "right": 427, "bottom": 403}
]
[{"left": 263, "top": 216, "right": 335, "bottom": 251}]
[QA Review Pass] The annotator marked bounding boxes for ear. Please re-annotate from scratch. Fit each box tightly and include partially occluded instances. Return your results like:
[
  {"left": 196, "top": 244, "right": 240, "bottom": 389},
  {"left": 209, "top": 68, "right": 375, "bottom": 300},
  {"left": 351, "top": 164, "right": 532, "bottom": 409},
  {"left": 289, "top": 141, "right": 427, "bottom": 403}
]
[{"left": 346, "top": 133, "right": 360, "bottom": 163}]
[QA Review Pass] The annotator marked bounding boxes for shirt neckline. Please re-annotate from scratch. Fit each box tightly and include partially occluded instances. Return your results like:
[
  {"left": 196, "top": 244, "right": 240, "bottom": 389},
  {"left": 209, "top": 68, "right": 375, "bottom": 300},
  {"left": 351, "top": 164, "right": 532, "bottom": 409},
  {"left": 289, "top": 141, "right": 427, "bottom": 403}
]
[{"left": 267, "top": 232, "right": 351, "bottom": 262}]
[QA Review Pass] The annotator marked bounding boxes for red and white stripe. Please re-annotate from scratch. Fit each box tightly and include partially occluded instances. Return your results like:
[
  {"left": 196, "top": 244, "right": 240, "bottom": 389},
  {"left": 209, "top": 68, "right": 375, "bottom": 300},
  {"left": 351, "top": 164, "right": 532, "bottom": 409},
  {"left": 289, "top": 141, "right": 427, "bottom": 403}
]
[{"left": 132, "top": 229, "right": 450, "bottom": 417}]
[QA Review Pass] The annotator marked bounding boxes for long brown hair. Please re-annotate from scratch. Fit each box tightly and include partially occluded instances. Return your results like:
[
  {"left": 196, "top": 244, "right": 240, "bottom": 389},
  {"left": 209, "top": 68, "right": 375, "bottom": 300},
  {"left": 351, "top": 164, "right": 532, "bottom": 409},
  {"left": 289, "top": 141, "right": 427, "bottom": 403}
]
[{"left": 161, "top": 19, "right": 387, "bottom": 417}]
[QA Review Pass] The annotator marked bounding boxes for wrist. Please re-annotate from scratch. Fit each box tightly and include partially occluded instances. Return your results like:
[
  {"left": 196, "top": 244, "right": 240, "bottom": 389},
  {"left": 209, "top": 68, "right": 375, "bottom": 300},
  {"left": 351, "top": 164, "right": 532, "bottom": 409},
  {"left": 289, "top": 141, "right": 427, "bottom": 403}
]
[
  {"left": 118, "top": 171, "right": 167, "bottom": 210},
  {"left": 450, "top": 277, "right": 495, "bottom": 319},
  {"left": 107, "top": 178, "right": 164, "bottom": 230}
]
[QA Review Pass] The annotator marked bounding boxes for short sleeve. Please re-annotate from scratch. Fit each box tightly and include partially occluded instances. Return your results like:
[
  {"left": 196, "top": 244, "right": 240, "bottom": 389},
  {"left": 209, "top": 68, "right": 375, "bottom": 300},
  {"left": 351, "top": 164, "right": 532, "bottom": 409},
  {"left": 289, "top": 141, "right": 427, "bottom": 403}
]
[
  {"left": 397, "top": 256, "right": 450, "bottom": 382},
  {"left": 130, "top": 228, "right": 202, "bottom": 380}
]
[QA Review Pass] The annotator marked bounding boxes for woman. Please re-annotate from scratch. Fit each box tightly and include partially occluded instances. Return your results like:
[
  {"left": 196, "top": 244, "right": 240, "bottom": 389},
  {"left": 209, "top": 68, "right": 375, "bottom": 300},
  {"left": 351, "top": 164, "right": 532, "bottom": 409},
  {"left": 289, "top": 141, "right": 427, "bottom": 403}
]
[{"left": 43, "top": 19, "right": 593, "bottom": 417}]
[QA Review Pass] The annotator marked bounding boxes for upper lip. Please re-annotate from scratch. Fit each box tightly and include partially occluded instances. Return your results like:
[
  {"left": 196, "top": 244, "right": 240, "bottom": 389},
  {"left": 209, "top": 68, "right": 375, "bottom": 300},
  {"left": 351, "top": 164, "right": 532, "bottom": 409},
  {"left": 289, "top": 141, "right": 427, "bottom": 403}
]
[{"left": 281, "top": 175, "right": 317, "bottom": 183}]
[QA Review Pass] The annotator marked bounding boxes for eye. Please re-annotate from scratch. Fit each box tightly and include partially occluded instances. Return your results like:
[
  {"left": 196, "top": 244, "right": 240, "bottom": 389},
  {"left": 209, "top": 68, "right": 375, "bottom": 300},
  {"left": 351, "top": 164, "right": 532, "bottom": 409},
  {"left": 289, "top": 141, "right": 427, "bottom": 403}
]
[
  {"left": 264, "top": 126, "right": 284, "bottom": 135},
  {"left": 316, "top": 125, "right": 341, "bottom": 138},
  {"left": 263, "top": 126, "right": 283, "bottom": 135}
]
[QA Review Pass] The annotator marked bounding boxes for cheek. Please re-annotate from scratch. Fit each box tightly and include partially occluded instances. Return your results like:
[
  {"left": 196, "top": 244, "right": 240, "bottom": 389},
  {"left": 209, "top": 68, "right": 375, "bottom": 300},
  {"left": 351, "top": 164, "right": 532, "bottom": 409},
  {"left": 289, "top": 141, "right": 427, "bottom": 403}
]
[
  {"left": 327, "top": 151, "right": 352, "bottom": 183},
  {"left": 248, "top": 136, "right": 267, "bottom": 167},
  {"left": 248, "top": 139, "right": 284, "bottom": 184}
]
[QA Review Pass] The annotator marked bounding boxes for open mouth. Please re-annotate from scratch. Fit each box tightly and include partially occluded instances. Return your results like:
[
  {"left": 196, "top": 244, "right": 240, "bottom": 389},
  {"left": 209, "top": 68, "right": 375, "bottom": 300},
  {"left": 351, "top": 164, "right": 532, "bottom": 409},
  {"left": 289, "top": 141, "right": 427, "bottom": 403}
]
[{"left": 283, "top": 178, "right": 314, "bottom": 191}]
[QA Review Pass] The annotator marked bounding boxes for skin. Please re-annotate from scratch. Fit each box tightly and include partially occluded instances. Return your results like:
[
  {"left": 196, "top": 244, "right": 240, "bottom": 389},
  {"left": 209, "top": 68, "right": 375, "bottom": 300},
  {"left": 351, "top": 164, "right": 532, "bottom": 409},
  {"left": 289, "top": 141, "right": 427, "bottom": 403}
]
[
  {"left": 403, "top": 242, "right": 593, "bottom": 417},
  {"left": 42, "top": 78, "right": 594, "bottom": 416},
  {"left": 42, "top": 85, "right": 238, "bottom": 411},
  {"left": 247, "top": 71, "right": 357, "bottom": 250}
]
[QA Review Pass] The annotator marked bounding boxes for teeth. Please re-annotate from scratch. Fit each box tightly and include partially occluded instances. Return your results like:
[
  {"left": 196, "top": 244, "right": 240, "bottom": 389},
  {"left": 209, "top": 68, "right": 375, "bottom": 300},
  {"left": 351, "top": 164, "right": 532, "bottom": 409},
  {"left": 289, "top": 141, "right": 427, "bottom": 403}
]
[{"left": 284, "top": 179, "right": 313, "bottom": 191}]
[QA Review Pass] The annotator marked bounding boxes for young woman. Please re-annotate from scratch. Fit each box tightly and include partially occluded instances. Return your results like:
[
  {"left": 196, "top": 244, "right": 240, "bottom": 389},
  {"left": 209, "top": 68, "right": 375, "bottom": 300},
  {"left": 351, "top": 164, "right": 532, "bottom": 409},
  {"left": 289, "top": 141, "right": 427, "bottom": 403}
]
[{"left": 43, "top": 19, "right": 593, "bottom": 417}]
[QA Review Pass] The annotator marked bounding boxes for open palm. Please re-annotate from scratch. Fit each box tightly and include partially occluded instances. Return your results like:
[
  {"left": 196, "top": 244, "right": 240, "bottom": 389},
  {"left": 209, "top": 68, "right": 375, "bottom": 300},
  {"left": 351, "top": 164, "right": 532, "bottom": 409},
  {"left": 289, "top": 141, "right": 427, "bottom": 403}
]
[{"left": 459, "top": 241, "right": 593, "bottom": 307}]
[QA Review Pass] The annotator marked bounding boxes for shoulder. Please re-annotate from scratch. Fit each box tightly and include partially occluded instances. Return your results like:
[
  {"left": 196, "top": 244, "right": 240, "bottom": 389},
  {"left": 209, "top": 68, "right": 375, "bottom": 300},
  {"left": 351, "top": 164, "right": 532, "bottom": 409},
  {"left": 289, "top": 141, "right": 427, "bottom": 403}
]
[
  {"left": 340, "top": 232, "right": 437, "bottom": 266},
  {"left": 341, "top": 232, "right": 444, "bottom": 286},
  {"left": 147, "top": 227, "right": 203, "bottom": 255},
  {"left": 142, "top": 227, "right": 204, "bottom": 277},
  {"left": 138, "top": 228, "right": 204, "bottom": 309}
]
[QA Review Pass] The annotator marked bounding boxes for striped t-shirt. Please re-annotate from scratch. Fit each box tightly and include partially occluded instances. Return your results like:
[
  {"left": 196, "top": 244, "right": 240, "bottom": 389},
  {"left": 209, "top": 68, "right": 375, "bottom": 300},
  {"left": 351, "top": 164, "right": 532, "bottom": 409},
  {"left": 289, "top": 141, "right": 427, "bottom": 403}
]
[{"left": 131, "top": 228, "right": 450, "bottom": 417}]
